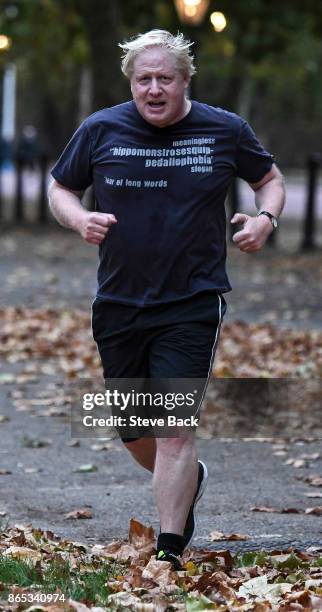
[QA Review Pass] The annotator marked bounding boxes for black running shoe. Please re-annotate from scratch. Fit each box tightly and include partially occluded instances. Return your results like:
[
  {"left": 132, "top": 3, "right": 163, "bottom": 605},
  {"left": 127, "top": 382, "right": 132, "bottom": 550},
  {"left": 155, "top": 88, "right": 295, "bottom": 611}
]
[
  {"left": 182, "top": 460, "right": 208, "bottom": 549},
  {"left": 156, "top": 549, "right": 183, "bottom": 571}
]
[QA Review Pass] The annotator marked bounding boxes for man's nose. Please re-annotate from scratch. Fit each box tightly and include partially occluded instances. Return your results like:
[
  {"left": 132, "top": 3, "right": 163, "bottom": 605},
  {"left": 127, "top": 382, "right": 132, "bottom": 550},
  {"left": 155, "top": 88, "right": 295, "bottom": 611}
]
[{"left": 149, "top": 78, "right": 161, "bottom": 95}]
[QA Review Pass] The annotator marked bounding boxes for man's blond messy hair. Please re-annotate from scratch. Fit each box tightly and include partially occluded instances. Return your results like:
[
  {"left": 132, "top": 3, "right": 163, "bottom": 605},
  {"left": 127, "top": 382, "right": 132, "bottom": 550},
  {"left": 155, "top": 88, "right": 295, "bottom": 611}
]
[{"left": 119, "top": 29, "right": 196, "bottom": 79}]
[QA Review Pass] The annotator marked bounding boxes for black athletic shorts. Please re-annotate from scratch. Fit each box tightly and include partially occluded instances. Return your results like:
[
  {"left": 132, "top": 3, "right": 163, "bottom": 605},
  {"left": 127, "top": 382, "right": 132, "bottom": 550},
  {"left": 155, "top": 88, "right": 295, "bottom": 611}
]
[{"left": 92, "top": 291, "right": 227, "bottom": 441}]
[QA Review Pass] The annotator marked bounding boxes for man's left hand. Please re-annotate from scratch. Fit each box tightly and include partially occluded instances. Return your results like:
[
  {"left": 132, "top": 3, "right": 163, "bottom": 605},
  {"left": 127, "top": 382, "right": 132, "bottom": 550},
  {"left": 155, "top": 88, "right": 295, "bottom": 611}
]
[{"left": 231, "top": 213, "right": 273, "bottom": 253}]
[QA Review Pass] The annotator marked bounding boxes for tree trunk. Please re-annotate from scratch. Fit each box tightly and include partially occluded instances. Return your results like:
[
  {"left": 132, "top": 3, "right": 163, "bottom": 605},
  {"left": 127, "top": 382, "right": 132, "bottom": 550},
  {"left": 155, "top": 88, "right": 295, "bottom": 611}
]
[{"left": 81, "top": 0, "right": 128, "bottom": 112}]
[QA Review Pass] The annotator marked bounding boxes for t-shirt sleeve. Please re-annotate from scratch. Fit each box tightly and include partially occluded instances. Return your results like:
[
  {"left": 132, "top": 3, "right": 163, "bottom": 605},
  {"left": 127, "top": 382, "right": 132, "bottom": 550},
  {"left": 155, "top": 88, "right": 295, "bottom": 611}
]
[
  {"left": 51, "top": 120, "right": 93, "bottom": 190},
  {"left": 236, "top": 120, "right": 274, "bottom": 183}
]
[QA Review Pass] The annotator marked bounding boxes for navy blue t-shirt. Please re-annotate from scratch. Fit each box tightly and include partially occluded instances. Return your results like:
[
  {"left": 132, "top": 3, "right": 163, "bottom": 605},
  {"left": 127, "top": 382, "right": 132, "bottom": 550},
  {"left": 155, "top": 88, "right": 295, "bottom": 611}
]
[{"left": 51, "top": 100, "right": 273, "bottom": 307}]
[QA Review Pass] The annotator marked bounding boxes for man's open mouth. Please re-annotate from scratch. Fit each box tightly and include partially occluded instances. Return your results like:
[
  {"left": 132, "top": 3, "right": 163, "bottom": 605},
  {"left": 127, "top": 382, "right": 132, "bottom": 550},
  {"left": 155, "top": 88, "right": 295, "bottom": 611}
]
[{"left": 147, "top": 101, "right": 166, "bottom": 109}]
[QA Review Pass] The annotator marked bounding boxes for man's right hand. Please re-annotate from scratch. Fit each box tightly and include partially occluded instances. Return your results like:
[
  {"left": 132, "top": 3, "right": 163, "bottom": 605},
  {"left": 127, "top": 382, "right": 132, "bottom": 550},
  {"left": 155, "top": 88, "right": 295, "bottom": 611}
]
[{"left": 78, "top": 211, "right": 117, "bottom": 245}]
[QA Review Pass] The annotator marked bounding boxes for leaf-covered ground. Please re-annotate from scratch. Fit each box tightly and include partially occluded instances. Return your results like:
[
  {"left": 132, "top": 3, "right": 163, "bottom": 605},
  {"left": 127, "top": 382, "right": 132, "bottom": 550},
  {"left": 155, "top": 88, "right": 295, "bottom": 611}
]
[
  {"left": 1, "top": 307, "right": 321, "bottom": 379},
  {"left": 1, "top": 520, "right": 322, "bottom": 611},
  {"left": 1, "top": 306, "right": 321, "bottom": 438}
]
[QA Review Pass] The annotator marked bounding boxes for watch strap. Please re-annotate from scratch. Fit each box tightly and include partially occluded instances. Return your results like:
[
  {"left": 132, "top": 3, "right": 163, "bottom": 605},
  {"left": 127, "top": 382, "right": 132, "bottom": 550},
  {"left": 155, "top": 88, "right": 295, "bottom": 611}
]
[{"left": 257, "top": 211, "right": 278, "bottom": 228}]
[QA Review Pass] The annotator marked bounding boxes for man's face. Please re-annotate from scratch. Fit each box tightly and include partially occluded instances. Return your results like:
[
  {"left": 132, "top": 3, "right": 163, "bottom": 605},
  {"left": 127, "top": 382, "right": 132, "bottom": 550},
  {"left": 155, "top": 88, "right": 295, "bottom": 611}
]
[{"left": 130, "top": 47, "right": 190, "bottom": 128}]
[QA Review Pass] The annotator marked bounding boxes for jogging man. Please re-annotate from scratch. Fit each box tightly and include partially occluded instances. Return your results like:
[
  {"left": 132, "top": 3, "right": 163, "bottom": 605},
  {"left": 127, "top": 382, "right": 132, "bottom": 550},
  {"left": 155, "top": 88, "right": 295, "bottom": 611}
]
[{"left": 48, "top": 29, "right": 285, "bottom": 570}]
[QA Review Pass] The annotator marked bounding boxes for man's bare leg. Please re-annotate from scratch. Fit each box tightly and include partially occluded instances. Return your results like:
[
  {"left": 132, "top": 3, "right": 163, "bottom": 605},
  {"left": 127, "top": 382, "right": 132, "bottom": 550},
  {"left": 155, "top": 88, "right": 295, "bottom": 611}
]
[
  {"left": 124, "top": 433, "right": 198, "bottom": 533},
  {"left": 153, "top": 431, "right": 198, "bottom": 535}
]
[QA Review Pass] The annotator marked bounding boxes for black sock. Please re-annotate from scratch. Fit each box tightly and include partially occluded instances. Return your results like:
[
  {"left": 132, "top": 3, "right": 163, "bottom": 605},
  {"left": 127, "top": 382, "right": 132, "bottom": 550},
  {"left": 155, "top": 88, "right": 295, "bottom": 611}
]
[{"left": 157, "top": 532, "right": 184, "bottom": 556}]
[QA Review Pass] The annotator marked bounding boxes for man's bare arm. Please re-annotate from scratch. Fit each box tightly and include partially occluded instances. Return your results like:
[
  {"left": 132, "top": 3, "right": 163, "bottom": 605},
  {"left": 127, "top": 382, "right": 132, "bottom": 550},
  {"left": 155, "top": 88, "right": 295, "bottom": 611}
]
[
  {"left": 48, "top": 180, "right": 117, "bottom": 245},
  {"left": 250, "top": 163, "right": 285, "bottom": 219},
  {"left": 230, "top": 164, "right": 285, "bottom": 253}
]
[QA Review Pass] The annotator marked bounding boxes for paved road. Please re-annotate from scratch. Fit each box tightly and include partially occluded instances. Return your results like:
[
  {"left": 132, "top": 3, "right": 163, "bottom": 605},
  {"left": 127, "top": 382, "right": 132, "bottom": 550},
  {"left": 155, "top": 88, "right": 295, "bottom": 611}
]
[
  {"left": 0, "top": 384, "right": 321, "bottom": 552},
  {"left": 0, "top": 228, "right": 321, "bottom": 552}
]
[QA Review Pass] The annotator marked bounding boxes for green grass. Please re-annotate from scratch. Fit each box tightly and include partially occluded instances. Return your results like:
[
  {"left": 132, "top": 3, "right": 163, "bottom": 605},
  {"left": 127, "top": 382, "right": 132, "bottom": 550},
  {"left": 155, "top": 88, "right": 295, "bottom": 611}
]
[
  {"left": 2, "top": 551, "right": 322, "bottom": 608},
  {"left": 0, "top": 555, "right": 41, "bottom": 587},
  {"left": 0, "top": 554, "right": 124, "bottom": 605},
  {"left": 233, "top": 551, "right": 269, "bottom": 567}
]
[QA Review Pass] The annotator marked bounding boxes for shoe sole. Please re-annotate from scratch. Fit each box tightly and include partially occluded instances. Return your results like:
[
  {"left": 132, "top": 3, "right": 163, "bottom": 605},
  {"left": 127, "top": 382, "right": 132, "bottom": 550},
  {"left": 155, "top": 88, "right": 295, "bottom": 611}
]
[{"left": 185, "top": 459, "right": 208, "bottom": 548}]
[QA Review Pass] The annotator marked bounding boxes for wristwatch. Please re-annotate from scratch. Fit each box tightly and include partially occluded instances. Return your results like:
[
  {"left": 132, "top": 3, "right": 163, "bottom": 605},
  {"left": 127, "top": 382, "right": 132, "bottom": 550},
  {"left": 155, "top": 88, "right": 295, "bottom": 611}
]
[{"left": 257, "top": 210, "right": 278, "bottom": 229}]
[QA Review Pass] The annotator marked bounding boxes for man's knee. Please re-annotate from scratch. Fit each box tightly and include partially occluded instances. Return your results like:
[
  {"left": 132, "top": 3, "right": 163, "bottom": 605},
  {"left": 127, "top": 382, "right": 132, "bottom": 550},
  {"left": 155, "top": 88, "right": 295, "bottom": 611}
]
[{"left": 156, "top": 433, "right": 195, "bottom": 455}]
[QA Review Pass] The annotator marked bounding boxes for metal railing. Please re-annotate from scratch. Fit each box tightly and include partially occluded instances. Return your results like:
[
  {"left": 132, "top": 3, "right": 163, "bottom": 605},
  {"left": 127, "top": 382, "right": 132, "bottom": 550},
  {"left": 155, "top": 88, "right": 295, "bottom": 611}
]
[
  {"left": 302, "top": 153, "right": 322, "bottom": 250},
  {"left": 0, "top": 155, "right": 321, "bottom": 252},
  {"left": 0, "top": 155, "right": 95, "bottom": 224}
]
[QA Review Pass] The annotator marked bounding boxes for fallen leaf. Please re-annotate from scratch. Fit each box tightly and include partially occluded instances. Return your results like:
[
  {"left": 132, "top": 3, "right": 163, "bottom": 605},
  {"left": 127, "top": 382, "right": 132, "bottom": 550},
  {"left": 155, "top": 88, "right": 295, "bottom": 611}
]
[
  {"left": 284, "top": 588, "right": 314, "bottom": 607},
  {"left": 269, "top": 552, "right": 303, "bottom": 570},
  {"left": 142, "top": 556, "right": 177, "bottom": 587},
  {"left": 305, "top": 579, "right": 322, "bottom": 588},
  {"left": 66, "top": 439, "right": 80, "bottom": 447},
  {"left": 74, "top": 464, "right": 98, "bottom": 473},
  {"left": 0, "top": 415, "right": 10, "bottom": 423},
  {"left": 285, "top": 458, "right": 307, "bottom": 468},
  {"left": 65, "top": 508, "right": 93, "bottom": 520},
  {"left": 191, "top": 549, "right": 233, "bottom": 570},
  {"left": 272, "top": 444, "right": 289, "bottom": 451},
  {"left": 24, "top": 398, "right": 55, "bottom": 406},
  {"left": 305, "top": 506, "right": 322, "bottom": 515},
  {"left": 305, "top": 492, "right": 322, "bottom": 498},
  {"left": 0, "top": 468, "right": 11, "bottom": 475},
  {"left": 21, "top": 436, "right": 51, "bottom": 448},
  {"left": 281, "top": 507, "right": 302, "bottom": 513},
  {"left": 0, "top": 373, "right": 15, "bottom": 384},
  {"left": 300, "top": 453, "right": 320, "bottom": 460},
  {"left": 39, "top": 408, "right": 68, "bottom": 417},
  {"left": 90, "top": 441, "right": 119, "bottom": 451},
  {"left": 238, "top": 574, "right": 292, "bottom": 603},
  {"left": 209, "top": 530, "right": 249, "bottom": 541},
  {"left": 305, "top": 475, "right": 322, "bottom": 487},
  {"left": 101, "top": 541, "right": 141, "bottom": 561},
  {"left": 107, "top": 591, "right": 144, "bottom": 608},
  {"left": 128, "top": 518, "right": 155, "bottom": 554},
  {"left": 251, "top": 506, "right": 301, "bottom": 514},
  {"left": 3, "top": 546, "right": 42, "bottom": 564},
  {"left": 184, "top": 560, "right": 199, "bottom": 575},
  {"left": 251, "top": 506, "right": 279, "bottom": 513}
]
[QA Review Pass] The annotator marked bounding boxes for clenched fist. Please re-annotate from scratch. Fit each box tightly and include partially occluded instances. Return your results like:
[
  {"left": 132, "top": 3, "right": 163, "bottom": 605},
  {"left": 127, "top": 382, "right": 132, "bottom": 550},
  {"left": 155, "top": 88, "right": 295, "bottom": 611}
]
[
  {"left": 79, "top": 212, "right": 117, "bottom": 245},
  {"left": 231, "top": 212, "right": 273, "bottom": 253}
]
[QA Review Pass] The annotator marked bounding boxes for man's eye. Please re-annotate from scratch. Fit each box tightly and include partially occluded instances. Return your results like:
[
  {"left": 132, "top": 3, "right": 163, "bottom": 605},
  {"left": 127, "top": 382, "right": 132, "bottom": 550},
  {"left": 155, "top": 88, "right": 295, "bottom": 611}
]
[
  {"left": 139, "top": 77, "right": 149, "bottom": 82},
  {"left": 161, "top": 76, "right": 171, "bottom": 82}
]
